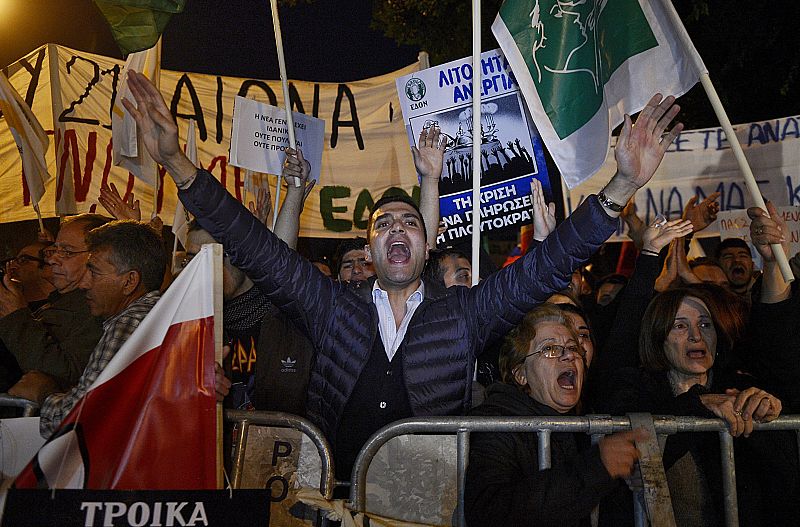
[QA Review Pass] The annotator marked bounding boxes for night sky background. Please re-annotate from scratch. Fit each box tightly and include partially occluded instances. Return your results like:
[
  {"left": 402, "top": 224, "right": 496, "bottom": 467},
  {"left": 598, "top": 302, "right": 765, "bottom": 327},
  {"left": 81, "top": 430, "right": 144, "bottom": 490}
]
[
  {"left": 0, "top": 0, "right": 798, "bottom": 270},
  {"left": 0, "top": 0, "right": 420, "bottom": 81}
]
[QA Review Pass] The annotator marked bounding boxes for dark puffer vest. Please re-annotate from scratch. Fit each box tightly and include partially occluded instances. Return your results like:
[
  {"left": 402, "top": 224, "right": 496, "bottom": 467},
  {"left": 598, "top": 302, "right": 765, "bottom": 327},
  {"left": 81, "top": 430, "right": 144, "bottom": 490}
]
[{"left": 180, "top": 169, "right": 616, "bottom": 443}]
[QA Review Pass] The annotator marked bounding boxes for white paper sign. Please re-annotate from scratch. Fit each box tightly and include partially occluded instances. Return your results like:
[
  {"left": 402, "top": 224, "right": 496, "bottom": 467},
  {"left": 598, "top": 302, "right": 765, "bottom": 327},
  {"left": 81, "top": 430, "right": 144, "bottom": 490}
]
[
  {"left": 229, "top": 96, "right": 325, "bottom": 182},
  {"left": 717, "top": 206, "right": 800, "bottom": 270}
]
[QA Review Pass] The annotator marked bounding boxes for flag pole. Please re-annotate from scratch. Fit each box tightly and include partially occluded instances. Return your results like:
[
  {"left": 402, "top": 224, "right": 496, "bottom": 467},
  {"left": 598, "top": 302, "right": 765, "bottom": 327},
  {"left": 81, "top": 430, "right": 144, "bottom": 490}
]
[
  {"left": 172, "top": 231, "right": 180, "bottom": 273},
  {"left": 470, "top": 0, "right": 481, "bottom": 287},
  {"left": 152, "top": 170, "right": 159, "bottom": 220},
  {"left": 698, "top": 74, "right": 794, "bottom": 282},
  {"left": 32, "top": 202, "right": 44, "bottom": 232},
  {"left": 212, "top": 243, "right": 224, "bottom": 489},
  {"left": 656, "top": 0, "right": 793, "bottom": 282},
  {"left": 269, "top": 0, "right": 300, "bottom": 230}
]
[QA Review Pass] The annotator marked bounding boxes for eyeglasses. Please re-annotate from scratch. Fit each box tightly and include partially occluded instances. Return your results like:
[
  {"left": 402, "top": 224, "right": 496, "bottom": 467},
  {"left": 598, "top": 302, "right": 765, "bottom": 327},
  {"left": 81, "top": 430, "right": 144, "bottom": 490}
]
[
  {"left": 43, "top": 247, "right": 89, "bottom": 259},
  {"left": 522, "top": 344, "right": 585, "bottom": 361},
  {"left": 13, "top": 254, "right": 45, "bottom": 265}
]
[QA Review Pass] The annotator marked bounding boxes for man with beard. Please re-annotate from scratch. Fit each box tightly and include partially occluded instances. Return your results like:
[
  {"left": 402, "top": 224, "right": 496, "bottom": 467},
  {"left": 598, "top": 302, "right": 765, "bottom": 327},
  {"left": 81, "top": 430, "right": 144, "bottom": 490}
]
[
  {"left": 124, "top": 70, "right": 683, "bottom": 480},
  {"left": 716, "top": 238, "right": 756, "bottom": 297}
]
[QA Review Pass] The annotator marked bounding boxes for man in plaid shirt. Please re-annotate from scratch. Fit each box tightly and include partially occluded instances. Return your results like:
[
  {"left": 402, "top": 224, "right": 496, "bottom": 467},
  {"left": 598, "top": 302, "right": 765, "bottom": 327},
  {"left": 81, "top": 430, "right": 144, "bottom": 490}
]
[{"left": 38, "top": 220, "right": 167, "bottom": 437}]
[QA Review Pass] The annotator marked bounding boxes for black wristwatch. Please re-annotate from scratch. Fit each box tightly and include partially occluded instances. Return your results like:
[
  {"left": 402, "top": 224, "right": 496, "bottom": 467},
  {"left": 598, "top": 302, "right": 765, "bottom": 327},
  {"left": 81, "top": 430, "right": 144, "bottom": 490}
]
[{"left": 597, "top": 190, "right": 624, "bottom": 212}]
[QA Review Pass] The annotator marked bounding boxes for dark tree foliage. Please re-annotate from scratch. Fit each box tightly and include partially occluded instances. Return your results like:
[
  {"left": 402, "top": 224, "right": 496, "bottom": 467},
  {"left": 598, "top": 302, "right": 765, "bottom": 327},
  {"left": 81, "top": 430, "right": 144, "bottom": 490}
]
[{"left": 372, "top": 0, "right": 800, "bottom": 129}]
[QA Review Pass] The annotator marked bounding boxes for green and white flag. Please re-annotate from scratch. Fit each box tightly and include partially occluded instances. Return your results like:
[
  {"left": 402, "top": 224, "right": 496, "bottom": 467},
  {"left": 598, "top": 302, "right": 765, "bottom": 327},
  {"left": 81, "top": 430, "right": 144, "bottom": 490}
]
[{"left": 492, "top": 0, "right": 706, "bottom": 189}]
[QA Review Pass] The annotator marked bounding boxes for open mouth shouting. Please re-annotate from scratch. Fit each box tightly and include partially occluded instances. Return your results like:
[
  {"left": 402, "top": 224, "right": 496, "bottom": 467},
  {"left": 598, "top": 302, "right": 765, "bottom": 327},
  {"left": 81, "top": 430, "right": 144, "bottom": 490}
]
[
  {"left": 729, "top": 264, "right": 747, "bottom": 280},
  {"left": 686, "top": 347, "right": 708, "bottom": 360},
  {"left": 387, "top": 240, "right": 411, "bottom": 265},
  {"left": 557, "top": 369, "right": 578, "bottom": 390}
]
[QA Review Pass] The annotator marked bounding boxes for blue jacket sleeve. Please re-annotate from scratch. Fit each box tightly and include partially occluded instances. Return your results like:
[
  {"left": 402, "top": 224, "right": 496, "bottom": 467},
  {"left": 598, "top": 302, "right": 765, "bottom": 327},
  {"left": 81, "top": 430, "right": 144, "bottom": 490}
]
[
  {"left": 178, "top": 169, "right": 338, "bottom": 346},
  {"left": 467, "top": 195, "right": 617, "bottom": 351}
]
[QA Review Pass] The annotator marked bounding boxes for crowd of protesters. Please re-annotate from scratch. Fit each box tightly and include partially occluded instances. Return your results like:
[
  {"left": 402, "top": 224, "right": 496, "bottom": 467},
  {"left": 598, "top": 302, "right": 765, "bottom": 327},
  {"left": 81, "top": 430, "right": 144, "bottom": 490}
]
[{"left": 0, "top": 68, "right": 796, "bottom": 525}]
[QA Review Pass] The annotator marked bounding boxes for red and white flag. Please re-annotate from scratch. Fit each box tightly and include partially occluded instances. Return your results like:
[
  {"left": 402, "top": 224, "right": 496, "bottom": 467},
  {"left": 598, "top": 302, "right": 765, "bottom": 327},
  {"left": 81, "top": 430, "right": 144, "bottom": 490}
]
[{"left": 14, "top": 244, "right": 219, "bottom": 490}]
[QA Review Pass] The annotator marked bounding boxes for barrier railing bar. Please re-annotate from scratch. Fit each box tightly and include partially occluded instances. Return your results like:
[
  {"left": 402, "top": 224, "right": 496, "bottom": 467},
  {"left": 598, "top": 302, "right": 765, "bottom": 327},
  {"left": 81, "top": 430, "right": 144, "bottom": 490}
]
[
  {"left": 224, "top": 409, "right": 336, "bottom": 499},
  {"left": 0, "top": 394, "right": 39, "bottom": 417},
  {"left": 456, "top": 430, "right": 468, "bottom": 527},
  {"left": 350, "top": 415, "right": 800, "bottom": 520},
  {"left": 719, "top": 431, "right": 739, "bottom": 527}
]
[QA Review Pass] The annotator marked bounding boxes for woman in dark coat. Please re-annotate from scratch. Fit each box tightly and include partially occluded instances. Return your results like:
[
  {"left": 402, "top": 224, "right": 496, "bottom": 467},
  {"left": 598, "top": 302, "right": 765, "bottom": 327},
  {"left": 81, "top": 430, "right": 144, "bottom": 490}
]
[
  {"left": 464, "top": 305, "right": 643, "bottom": 527},
  {"left": 594, "top": 287, "right": 796, "bottom": 526}
]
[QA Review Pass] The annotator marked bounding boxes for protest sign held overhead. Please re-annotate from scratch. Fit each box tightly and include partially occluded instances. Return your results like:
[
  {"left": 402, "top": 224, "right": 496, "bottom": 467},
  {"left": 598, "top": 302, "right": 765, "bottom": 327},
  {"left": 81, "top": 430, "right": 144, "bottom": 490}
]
[
  {"left": 396, "top": 49, "right": 549, "bottom": 246},
  {"left": 492, "top": 0, "right": 705, "bottom": 189},
  {"left": 230, "top": 96, "right": 325, "bottom": 183},
  {"left": 716, "top": 206, "right": 800, "bottom": 270},
  {"left": 112, "top": 40, "right": 161, "bottom": 189}
]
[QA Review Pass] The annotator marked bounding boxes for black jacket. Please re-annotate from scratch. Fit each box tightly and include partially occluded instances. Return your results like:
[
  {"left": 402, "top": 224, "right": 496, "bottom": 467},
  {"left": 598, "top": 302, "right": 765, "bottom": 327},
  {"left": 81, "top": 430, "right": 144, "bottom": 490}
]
[
  {"left": 743, "top": 280, "right": 800, "bottom": 412},
  {"left": 464, "top": 383, "right": 618, "bottom": 527},
  {"left": 595, "top": 367, "right": 800, "bottom": 526},
  {"left": 179, "top": 169, "right": 617, "bottom": 444}
]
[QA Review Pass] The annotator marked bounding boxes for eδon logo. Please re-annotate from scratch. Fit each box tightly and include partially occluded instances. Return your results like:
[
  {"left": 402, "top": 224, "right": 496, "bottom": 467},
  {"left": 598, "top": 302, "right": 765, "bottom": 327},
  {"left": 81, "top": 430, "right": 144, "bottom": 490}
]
[{"left": 404, "top": 77, "right": 426, "bottom": 101}]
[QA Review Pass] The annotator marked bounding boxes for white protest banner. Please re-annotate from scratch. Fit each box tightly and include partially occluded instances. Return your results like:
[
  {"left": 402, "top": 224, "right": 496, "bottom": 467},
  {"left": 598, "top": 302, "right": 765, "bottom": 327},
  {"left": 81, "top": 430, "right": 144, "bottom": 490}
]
[
  {"left": 230, "top": 96, "right": 324, "bottom": 182},
  {"left": 395, "top": 49, "right": 550, "bottom": 245},
  {"left": 0, "top": 44, "right": 421, "bottom": 238},
  {"left": 566, "top": 115, "right": 800, "bottom": 241}
]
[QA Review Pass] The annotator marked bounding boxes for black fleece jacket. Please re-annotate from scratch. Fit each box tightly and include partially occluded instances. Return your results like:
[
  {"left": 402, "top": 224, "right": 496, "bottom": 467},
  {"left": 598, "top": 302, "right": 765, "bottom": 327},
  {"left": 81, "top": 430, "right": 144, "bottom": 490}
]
[{"left": 464, "top": 383, "right": 618, "bottom": 527}]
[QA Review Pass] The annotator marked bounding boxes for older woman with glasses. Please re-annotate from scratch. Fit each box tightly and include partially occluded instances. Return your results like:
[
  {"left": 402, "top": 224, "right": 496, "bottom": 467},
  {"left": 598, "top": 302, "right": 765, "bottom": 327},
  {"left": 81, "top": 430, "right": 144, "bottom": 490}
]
[{"left": 464, "top": 305, "right": 644, "bottom": 527}]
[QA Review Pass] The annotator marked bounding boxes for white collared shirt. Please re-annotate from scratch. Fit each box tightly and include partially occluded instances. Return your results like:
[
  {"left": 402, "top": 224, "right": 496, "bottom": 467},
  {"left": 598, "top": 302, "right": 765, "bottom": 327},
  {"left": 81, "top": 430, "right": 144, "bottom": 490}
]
[{"left": 372, "top": 281, "right": 425, "bottom": 362}]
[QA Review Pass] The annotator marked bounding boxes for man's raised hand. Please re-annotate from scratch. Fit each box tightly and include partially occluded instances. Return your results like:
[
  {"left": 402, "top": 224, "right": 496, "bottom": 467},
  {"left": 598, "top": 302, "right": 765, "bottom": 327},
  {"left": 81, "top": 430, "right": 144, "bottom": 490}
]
[
  {"left": 99, "top": 182, "right": 141, "bottom": 221},
  {"left": 411, "top": 126, "right": 446, "bottom": 181},
  {"left": 531, "top": 178, "right": 556, "bottom": 241},
  {"left": 683, "top": 192, "right": 721, "bottom": 233}
]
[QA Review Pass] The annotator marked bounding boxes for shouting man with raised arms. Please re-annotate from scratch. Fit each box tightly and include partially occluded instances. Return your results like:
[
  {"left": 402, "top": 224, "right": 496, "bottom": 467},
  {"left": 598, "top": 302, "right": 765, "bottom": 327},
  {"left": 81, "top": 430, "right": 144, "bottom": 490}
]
[{"left": 123, "top": 70, "right": 682, "bottom": 481}]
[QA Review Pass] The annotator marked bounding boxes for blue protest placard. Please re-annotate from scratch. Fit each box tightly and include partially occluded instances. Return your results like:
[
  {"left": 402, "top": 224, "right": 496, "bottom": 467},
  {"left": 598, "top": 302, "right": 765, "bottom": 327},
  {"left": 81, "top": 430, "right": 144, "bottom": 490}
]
[{"left": 396, "top": 49, "right": 550, "bottom": 245}]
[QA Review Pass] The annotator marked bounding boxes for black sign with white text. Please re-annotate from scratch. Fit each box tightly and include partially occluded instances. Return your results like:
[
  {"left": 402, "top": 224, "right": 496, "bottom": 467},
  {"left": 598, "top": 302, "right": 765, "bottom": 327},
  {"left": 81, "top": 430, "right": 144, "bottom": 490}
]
[{"left": 1, "top": 489, "right": 270, "bottom": 527}]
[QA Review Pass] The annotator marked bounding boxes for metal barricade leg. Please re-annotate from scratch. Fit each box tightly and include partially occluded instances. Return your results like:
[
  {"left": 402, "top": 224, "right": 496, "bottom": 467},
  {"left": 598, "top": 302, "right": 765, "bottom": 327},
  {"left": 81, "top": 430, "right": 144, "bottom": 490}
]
[
  {"left": 718, "top": 431, "right": 739, "bottom": 527},
  {"left": 456, "top": 430, "right": 469, "bottom": 527},
  {"left": 590, "top": 434, "right": 603, "bottom": 527},
  {"left": 537, "top": 430, "right": 552, "bottom": 470},
  {"left": 633, "top": 493, "right": 648, "bottom": 527},
  {"left": 627, "top": 413, "right": 676, "bottom": 527}
]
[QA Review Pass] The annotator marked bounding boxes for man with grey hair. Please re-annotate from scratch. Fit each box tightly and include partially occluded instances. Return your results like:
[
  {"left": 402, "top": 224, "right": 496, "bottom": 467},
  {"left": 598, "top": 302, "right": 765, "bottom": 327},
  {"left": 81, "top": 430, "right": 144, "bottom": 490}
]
[
  {"left": 3, "top": 214, "right": 109, "bottom": 402},
  {"left": 33, "top": 220, "right": 167, "bottom": 437}
]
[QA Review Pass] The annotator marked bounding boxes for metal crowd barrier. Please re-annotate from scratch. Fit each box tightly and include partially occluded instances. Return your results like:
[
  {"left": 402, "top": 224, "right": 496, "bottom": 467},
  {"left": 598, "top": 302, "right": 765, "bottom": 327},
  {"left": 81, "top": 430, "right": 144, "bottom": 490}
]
[
  {"left": 224, "top": 409, "right": 336, "bottom": 499},
  {"left": 0, "top": 394, "right": 39, "bottom": 417},
  {"left": 349, "top": 414, "right": 800, "bottom": 527}
]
